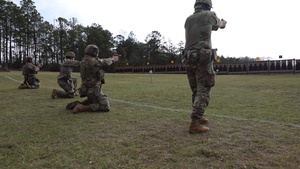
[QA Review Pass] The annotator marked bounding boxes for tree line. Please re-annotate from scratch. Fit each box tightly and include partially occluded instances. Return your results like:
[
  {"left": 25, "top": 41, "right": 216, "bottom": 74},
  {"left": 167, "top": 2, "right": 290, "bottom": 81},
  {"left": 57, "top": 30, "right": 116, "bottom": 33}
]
[{"left": 0, "top": 0, "right": 254, "bottom": 71}]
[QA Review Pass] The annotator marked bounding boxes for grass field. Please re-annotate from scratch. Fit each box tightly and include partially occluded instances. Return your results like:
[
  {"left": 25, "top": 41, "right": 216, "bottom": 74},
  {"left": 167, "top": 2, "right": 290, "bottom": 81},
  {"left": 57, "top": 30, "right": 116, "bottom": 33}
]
[{"left": 0, "top": 71, "right": 299, "bottom": 169}]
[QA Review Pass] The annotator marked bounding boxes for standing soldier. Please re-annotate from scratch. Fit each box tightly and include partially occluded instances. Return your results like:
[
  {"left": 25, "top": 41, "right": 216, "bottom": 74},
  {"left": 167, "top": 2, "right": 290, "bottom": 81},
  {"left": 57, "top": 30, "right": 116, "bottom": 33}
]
[
  {"left": 18, "top": 57, "right": 41, "bottom": 89},
  {"left": 184, "top": 0, "right": 227, "bottom": 134},
  {"left": 51, "top": 52, "right": 80, "bottom": 99},
  {"left": 66, "top": 44, "right": 118, "bottom": 113}
]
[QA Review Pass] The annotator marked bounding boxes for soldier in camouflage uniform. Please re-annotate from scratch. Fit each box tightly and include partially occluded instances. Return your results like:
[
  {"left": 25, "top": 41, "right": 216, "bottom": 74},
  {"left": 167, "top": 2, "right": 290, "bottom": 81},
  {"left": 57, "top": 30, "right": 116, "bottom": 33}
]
[
  {"left": 18, "top": 57, "right": 41, "bottom": 89},
  {"left": 66, "top": 44, "right": 118, "bottom": 113},
  {"left": 51, "top": 52, "right": 80, "bottom": 99},
  {"left": 184, "top": 0, "right": 227, "bottom": 134}
]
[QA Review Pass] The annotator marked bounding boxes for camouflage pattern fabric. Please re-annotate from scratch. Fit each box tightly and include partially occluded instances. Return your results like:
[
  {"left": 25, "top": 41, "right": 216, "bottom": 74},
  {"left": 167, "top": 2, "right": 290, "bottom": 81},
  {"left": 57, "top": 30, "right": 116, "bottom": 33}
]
[
  {"left": 57, "top": 77, "right": 77, "bottom": 98},
  {"left": 21, "top": 62, "right": 40, "bottom": 89},
  {"left": 184, "top": 8, "right": 222, "bottom": 119},
  {"left": 79, "top": 55, "right": 113, "bottom": 112},
  {"left": 56, "top": 59, "right": 80, "bottom": 98},
  {"left": 86, "top": 85, "right": 110, "bottom": 111},
  {"left": 186, "top": 62, "right": 215, "bottom": 118},
  {"left": 57, "top": 60, "right": 80, "bottom": 80}
]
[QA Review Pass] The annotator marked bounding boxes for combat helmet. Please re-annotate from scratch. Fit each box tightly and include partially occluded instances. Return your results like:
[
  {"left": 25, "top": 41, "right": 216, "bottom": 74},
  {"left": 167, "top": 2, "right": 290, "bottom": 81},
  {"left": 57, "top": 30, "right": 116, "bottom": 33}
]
[
  {"left": 194, "top": 0, "right": 212, "bottom": 8},
  {"left": 85, "top": 44, "right": 99, "bottom": 57},
  {"left": 66, "top": 51, "right": 75, "bottom": 59},
  {"left": 26, "top": 57, "right": 33, "bottom": 62}
]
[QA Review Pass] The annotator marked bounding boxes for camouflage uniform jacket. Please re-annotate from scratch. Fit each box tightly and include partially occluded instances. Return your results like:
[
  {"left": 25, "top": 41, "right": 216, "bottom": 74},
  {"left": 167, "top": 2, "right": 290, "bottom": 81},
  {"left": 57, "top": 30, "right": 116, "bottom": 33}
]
[
  {"left": 22, "top": 62, "right": 38, "bottom": 77},
  {"left": 57, "top": 60, "right": 80, "bottom": 79},
  {"left": 184, "top": 10, "right": 222, "bottom": 51},
  {"left": 80, "top": 55, "right": 114, "bottom": 87}
]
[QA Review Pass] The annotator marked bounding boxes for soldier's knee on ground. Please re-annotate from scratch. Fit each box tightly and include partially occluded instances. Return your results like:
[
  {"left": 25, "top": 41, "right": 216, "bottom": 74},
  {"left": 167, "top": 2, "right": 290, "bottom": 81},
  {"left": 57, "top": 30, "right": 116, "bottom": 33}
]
[
  {"left": 99, "top": 105, "right": 110, "bottom": 112},
  {"left": 99, "top": 95, "right": 110, "bottom": 112},
  {"left": 67, "top": 92, "right": 75, "bottom": 98},
  {"left": 29, "top": 85, "right": 39, "bottom": 89}
]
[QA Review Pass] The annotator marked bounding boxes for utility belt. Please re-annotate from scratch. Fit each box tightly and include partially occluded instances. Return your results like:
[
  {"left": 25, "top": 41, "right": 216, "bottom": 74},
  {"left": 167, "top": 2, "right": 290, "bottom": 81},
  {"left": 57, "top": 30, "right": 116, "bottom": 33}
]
[{"left": 184, "top": 48, "right": 217, "bottom": 65}]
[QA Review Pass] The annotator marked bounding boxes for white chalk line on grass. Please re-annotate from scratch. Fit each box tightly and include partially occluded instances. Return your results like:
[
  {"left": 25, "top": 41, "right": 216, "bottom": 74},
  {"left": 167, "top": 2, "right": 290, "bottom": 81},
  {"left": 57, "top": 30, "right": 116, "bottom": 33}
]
[
  {"left": 111, "top": 99, "right": 184, "bottom": 112},
  {"left": 111, "top": 99, "right": 300, "bottom": 129},
  {"left": 2, "top": 74, "right": 300, "bottom": 129},
  {"left": 1, "top": 74, "right": 23, "bottom": 83},
  {"left": 0, "top": 74, "right": 54, "bottom": 90}
]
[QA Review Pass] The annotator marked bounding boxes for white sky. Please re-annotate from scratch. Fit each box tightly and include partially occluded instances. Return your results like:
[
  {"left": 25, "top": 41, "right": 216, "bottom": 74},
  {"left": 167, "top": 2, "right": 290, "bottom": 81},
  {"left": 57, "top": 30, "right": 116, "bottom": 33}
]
[{"left": 11, "top": 0, "right": 300, "bottom": 59}]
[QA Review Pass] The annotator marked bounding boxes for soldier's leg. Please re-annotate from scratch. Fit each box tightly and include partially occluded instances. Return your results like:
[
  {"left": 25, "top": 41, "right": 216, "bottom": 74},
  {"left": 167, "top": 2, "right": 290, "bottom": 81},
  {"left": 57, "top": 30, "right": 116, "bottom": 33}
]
[
  {"left": 73, "top": 103, "right": 92, "bottom": 114},
  {"left": 19, "top": 77, "right": 30, "bottom": 89},
  {"left": 72, "top": 87, "right": 96, "bottom": 113},
  {"left": 56, "top": 79, "right": 75, "bottom": 98},
  {"left": 27, "top": 77, "right": 39, "bottom": 89},
  {"left": 86, "top": 85, "right": 109, "bottom": 112},
  {"left": 51, "top": 89, "right": 71, "bottom": 99},
  {"left": 189, "top": 65, "right": 212, "bottom": 134},
  {"left": 192, "top": 67, "right": 211, "bottom": 119},
  {"left": 71, "top": 86, "right": 97, "bottom": 112},
  {"left": 187, "top": 66, "right": 197, "bottom": 104},
  {"left": 98, "top": 93, "right": 110, "bottom": 112},
  {"left": 196, "top": 63, "right": 215, "bottom": 117},
  {"left": 66, "top": 100, "right": 81, "bottom": 110},
  {"left": 66, "top": 99, "right": 92, "bottom": 110}
]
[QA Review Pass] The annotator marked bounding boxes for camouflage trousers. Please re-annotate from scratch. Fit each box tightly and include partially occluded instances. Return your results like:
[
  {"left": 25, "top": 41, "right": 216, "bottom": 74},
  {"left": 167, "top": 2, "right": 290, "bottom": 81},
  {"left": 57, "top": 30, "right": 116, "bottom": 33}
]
[
  {"left": 186, "top": 62, "right": 215, "bottom": 119},
  {"left": 81, "top": 84, "right": 110, "bottom": 112},
  {"left": 23, "top": 75, "right": 40, "bottom": 89},
  {"left": 57, "top": 77, "right": 77, "bottom": 98}
]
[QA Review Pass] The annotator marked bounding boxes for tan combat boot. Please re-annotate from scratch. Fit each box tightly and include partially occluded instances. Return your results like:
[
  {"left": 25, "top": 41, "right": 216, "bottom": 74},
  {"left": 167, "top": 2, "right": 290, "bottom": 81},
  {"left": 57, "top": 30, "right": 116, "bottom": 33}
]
[
  {"left": 198, "top": 117, "right": 209, "bottom": 124},
  {"left": 189, "top": 119, "right": 209, "bottom": 134},
  {"left": 18, "top": 83, "right": 29, "bottom": 89},
  {"left": 73, "top": 103, "right": 92, "bottom": 114},
  {"left": 51, "top": 89, "right": 59, "bottom": 99},
  {"left": 66, "top": 100, "right": 81, "bottom": 110}
]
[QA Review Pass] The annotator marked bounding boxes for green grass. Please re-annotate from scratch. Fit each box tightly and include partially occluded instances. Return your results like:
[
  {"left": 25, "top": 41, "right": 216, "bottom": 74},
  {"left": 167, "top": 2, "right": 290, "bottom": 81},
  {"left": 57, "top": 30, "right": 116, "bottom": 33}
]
[{"left": 0, "top": 71, "right": 299, "bottom": 169}]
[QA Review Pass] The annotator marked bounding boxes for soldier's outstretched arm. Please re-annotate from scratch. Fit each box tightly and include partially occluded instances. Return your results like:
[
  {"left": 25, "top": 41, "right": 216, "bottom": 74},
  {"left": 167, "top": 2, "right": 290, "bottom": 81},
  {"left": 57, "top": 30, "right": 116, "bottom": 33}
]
[
  {"left": 63, "top": 60, "right": 80, "bottom": 67},
  {"left": 97, "top": 55, "right": 119, "bottom": 66}
]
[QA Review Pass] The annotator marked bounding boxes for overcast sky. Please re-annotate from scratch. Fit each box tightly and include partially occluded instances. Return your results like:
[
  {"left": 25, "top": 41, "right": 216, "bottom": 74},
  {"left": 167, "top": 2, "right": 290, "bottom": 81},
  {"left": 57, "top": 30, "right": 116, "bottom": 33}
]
[{"left": 11, "top": 0, "right": 300, "bottom": 59}]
